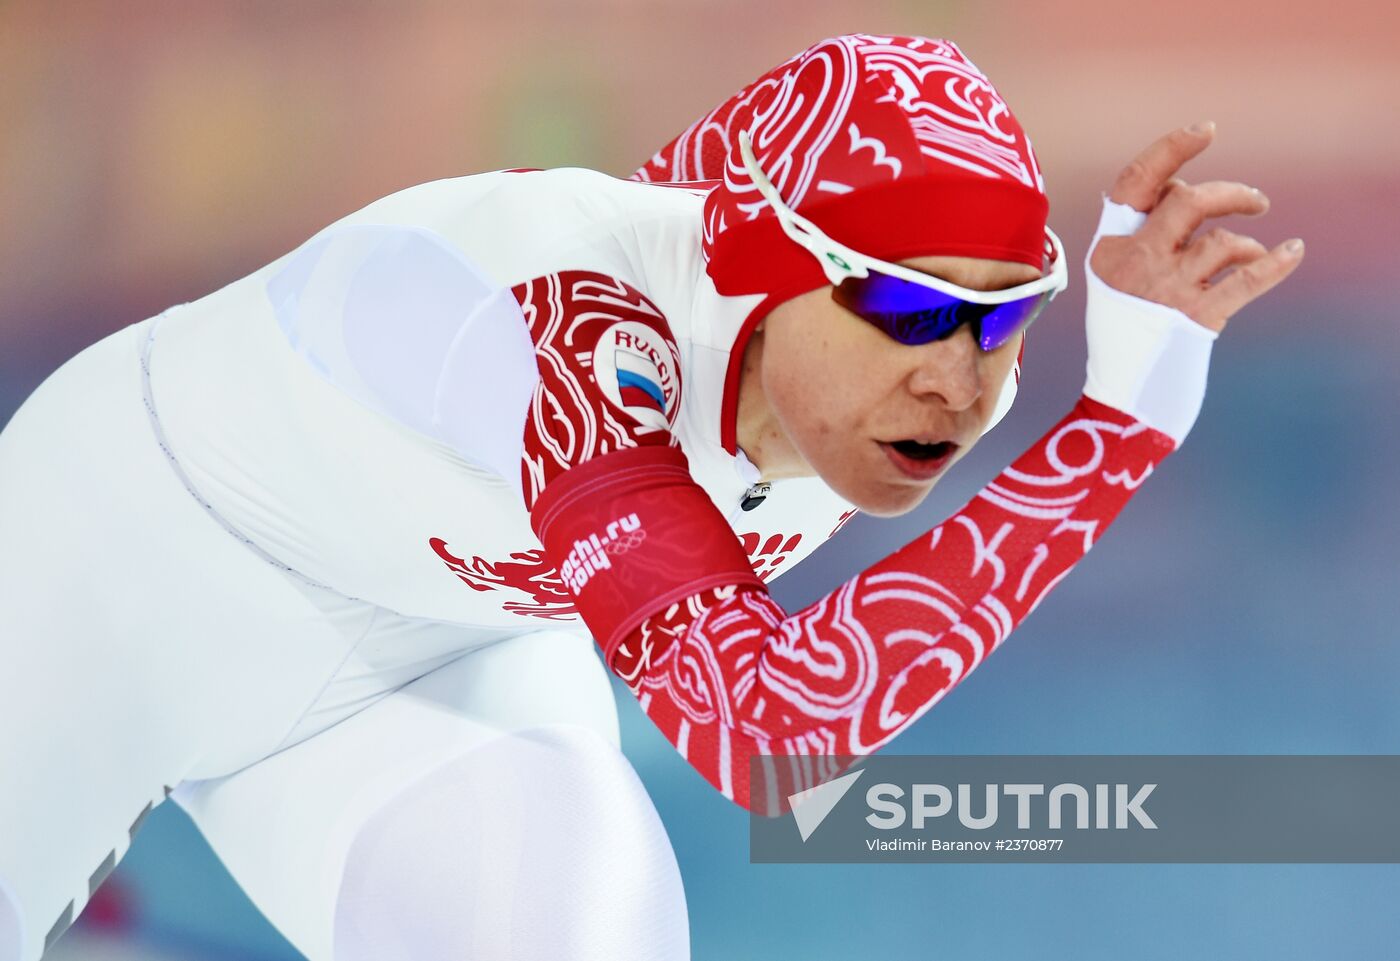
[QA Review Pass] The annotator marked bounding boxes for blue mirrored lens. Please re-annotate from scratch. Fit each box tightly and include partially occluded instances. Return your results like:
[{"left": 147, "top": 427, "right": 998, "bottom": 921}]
[{"left": 832, "top": 271, "right": 1049, "bottom": 350}]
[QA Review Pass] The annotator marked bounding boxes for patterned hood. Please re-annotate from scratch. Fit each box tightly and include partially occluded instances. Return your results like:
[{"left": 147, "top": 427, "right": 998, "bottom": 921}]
[{"left": 633, "top": 34, "right": 1051, "bottom": 307}]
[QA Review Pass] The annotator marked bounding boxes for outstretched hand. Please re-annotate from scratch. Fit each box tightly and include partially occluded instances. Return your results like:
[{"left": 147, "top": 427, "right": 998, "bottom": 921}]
[{"left": 1089, "top": 122, "right": 1304, "bottom": 334}]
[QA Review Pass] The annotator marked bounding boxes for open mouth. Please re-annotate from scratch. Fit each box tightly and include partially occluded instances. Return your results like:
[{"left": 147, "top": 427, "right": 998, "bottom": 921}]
[
  {"left": 889, "top": 439, "right": 955, "bottom": 461},
  {"left": 880, "top": 438, "right": 959, "bottom": 481}
]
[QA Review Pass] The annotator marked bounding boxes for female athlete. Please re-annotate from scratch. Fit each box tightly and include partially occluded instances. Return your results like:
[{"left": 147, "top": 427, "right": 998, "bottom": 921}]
[{"left": 0, "top": 34, "right": 1302, "bottom": 961}]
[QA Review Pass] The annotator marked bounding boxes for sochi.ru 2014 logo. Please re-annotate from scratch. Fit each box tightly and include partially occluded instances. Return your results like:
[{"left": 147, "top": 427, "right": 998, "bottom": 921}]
[{"left": 558, "top": 513, "right": 647, "bottom": 595}]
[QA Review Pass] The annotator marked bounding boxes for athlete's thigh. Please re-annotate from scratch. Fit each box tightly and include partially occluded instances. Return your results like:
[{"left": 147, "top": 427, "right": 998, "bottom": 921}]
[
  {"left": 172, "top": 628, "right": 634, "bottom": 961},
  {"left": 332, "top": 721, "right": 690, "bottom": 961},
  {"left": 0, "top": 320, "right": 370, "bottom": 961}
]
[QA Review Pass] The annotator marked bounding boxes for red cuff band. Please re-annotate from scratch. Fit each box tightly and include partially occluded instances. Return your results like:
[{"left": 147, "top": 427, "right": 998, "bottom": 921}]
[{"left": 531, "top": 446, "right": 764, "bottom": 665}]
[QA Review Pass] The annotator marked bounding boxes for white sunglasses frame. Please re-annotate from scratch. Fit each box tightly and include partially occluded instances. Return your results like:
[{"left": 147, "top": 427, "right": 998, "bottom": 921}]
[{"left": 736, "top": 130, "right": 1068, "bottom": 305}]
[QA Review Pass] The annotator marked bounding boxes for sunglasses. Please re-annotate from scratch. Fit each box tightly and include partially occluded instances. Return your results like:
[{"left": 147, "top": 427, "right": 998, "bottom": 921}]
[{"left": 737, "top": 131, "right": 1068, "bottom": 350}]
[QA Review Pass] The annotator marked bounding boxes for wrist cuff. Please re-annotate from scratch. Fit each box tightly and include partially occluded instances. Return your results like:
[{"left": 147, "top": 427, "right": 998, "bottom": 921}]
[{"left": 1082, "top": 195, "right": 1217, "bottom": 445}]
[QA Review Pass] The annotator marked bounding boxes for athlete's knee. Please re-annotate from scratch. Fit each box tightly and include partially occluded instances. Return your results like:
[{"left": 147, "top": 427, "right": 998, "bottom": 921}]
[{"left": 332, "top": 724, "right": 689, "bottom": 961}]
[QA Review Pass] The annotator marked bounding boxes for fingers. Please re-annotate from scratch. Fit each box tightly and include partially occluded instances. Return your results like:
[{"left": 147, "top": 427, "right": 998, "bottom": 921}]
[
  {"left": 1139, "top": 180, "right": 1270, "bottom": 248},
  {"left": 1180, "top": 227, "right": 1270, "bottom": 282},
  {"left": 1197, "top": 239, "right": 1306, "bottom": 328},
  {"left": 1109, "top": 123, "right": 1216, "bottom": 212},
  {"left": 1097, "top": 121, "right": 1306, "bottom": 333}
]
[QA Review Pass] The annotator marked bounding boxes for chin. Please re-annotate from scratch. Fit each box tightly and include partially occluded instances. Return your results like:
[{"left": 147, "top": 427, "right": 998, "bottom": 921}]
[{"left": 836, "top": 479, "right": 936, "bottom": 518}]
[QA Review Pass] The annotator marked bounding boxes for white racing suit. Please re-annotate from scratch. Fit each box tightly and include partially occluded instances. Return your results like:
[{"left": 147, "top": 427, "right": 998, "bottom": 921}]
[{"left": 0, "top": 165, "right": 1212, "bottom": 960}]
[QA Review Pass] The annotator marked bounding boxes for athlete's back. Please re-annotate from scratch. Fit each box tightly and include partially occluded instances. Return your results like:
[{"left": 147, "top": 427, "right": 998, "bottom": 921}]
[{"left": 146, "top": 168, "right": 852, "bottom": 626}]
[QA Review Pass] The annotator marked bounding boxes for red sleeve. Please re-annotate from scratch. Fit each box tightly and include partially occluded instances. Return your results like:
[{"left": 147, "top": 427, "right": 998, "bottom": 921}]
[
  {"left": 534, "top": 395, "right": 1175, "bottom": 813},
  {"left": 514, "top": 271, "right": 684, "bottom": 507}
]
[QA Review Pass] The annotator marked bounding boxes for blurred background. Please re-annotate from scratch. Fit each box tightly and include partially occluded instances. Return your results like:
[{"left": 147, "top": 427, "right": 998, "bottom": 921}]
[{"left": 4, "top": 0, "right": 1397, "bottom": 958}]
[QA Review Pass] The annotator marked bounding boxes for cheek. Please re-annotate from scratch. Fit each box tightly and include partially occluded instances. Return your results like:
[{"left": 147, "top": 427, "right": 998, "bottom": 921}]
[
  {"left": 764, "top": 329, "right": 886, "bottom": 451},
  {"left": 765, "top": 348, "right": 837, "bottom": 443}
]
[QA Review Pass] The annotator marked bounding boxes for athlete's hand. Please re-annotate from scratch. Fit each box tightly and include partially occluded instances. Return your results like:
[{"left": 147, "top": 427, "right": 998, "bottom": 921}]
[{"left": 1089, "top": 122, "right": 1304, "bottom": 334}]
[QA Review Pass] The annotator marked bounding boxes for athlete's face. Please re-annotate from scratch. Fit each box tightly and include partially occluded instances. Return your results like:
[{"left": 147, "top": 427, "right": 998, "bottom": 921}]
[{"left": 737, "top": 255, "right": 1043, "bottom": 517}]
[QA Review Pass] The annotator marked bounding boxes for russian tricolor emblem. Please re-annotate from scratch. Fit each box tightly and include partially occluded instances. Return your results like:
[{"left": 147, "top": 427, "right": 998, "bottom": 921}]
[{"left": 615, "top": 350, "right": 666, "bottom": 413}]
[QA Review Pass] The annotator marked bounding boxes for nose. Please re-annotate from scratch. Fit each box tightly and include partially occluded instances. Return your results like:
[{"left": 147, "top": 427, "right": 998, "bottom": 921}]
[{"left": 906, "top": 324, "right": 985, "bottom": 411}]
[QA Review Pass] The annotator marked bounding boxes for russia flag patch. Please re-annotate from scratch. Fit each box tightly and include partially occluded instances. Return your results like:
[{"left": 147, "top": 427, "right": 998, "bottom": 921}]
[{"left": 615, "top": 350, "right": 666, "bottom": 413}]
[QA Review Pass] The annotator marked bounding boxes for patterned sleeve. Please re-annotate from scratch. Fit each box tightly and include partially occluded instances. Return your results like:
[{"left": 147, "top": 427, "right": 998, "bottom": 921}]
[{"left": 599, "top": 398, "right": 1172, "bottom": 812}]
